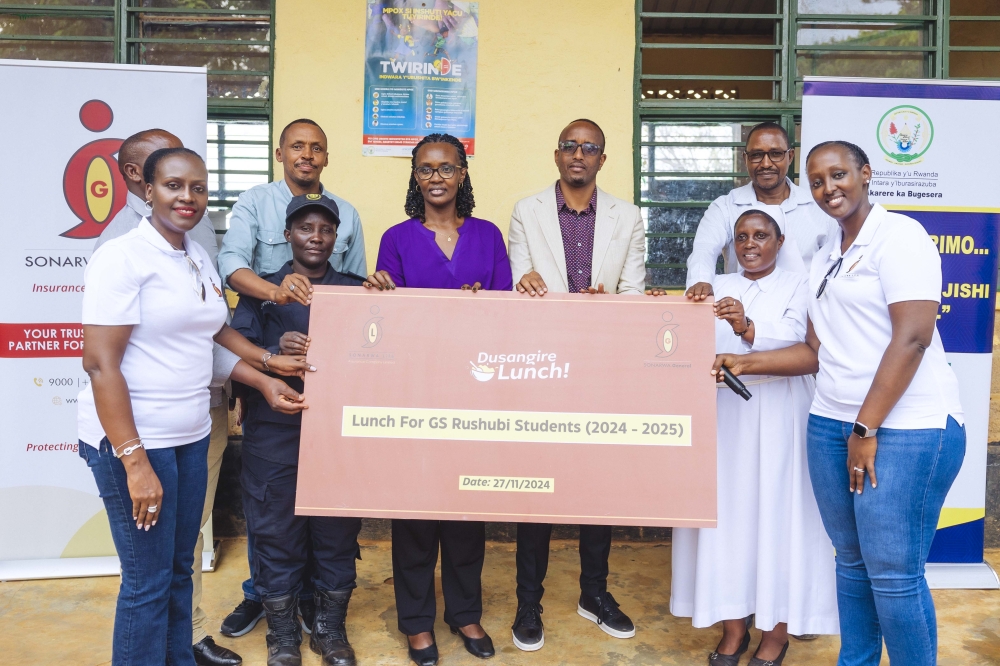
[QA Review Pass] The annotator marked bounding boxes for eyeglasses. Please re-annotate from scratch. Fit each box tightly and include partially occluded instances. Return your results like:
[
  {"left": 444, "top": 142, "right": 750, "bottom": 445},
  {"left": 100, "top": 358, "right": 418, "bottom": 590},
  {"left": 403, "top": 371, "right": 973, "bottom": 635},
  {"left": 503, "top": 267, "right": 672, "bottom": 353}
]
[
  {"left": 745, "top": 149, "right": 791, "bottom": 164},
  {"left": 184, "top": 253, "right": 207, "bottom": 303},
  {"left": 815, "top": 257, "right": 843, "bottom": 300},
  {"left": 558, "top": 141, "right": 603, "bottom": 157},
  {"left": 414, "top": 165, "right": 461, "bottom": 180}
]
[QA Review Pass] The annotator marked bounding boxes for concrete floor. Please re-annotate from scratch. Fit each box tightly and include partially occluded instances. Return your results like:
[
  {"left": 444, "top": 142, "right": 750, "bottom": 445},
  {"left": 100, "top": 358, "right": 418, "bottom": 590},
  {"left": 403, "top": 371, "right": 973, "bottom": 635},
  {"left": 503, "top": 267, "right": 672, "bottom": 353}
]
[{"left": 2, "top": 539, "right": 999, "bottom": 666}]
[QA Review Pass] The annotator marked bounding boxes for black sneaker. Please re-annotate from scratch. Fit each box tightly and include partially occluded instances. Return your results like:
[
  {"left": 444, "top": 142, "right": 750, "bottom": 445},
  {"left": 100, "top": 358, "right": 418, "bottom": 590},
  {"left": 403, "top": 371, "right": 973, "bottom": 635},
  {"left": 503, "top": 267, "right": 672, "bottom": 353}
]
[
  {"left": 511, "top": 602, "right": 544, "bottom": 652},
  {"left": 220, "top": 598, "right": 266, "bottom": 638},
  {"left": 299, "top": 596, "right": 316, "bottom": 635},
  {"left": 577, "top": 592, "right": 635, "bottom": 638}
]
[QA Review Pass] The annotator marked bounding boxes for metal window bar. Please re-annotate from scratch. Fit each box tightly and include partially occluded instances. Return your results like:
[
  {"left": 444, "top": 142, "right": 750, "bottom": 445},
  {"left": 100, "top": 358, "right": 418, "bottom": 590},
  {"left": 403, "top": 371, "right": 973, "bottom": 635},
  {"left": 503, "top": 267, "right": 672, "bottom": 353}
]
[
  {"left": 944, "top": 4, "right": 1000, "bottom": 80},
  {"left": 633, "top": 1, "right": 973, "bottom": 289}
]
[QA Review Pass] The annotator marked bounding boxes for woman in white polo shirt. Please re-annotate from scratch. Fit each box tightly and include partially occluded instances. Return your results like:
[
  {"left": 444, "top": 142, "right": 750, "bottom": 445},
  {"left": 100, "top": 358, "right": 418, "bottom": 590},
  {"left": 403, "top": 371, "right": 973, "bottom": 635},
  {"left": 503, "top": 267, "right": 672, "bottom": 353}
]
[
  {"left": 78, "top": 147, "right": 313, "bottom": 666},
  {"left": 712, "top": 140, "right": 964, "bottom": 666}
]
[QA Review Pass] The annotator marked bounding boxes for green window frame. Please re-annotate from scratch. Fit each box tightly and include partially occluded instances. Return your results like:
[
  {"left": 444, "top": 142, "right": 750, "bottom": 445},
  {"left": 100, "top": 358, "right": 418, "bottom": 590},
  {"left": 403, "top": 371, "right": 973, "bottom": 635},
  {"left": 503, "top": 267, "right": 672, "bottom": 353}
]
[
  {"left": 1, "top": 1, "right": 275, "bottom": 214},
  {"left": 636, "top": 0, "right": 995, "bottom": 289}
]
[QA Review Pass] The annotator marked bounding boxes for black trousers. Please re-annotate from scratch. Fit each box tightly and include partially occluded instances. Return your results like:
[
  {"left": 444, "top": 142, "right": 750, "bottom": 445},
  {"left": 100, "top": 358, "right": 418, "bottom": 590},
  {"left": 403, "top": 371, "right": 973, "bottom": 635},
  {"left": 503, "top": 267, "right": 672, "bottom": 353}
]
[
  {"left": 515, "top": 523, "right": 613, "bottom": 606},
  {"left": 391, "top": 519, "right": 486, "bottom": 634},
  {"left": 242, "top": 450, "right": 362, "bottom": 600}
]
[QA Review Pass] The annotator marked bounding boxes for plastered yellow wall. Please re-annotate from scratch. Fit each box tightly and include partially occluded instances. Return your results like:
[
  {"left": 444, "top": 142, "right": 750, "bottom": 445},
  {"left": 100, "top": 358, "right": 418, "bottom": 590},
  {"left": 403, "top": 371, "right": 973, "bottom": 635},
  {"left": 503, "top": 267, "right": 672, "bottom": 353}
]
[{"left": 273, "top": 0, "right": 636, "bottom": 271}]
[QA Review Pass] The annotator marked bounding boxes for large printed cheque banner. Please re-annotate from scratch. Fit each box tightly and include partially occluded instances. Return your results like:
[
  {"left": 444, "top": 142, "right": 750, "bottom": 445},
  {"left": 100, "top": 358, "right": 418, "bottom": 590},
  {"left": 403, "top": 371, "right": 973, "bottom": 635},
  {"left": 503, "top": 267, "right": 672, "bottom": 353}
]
[
  {"left": 0, "top": 60, "right": 206, "bottom": 579},
  {"left": 802, "top": 77, "right": 1000, "bottom": 581},
  {"left": 296, "top": 289, "right": 717, "bottom": 527}
]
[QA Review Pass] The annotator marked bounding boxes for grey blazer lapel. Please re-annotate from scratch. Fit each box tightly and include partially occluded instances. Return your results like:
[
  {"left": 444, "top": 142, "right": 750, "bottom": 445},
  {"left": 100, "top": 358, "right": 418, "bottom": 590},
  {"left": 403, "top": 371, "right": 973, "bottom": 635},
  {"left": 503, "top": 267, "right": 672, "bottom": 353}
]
[
  {"left": 534, "top": 184, "right": 568, "bottom": 290},
  {"left": 591, "top": 187, "right": 620, "bottom": 286}
]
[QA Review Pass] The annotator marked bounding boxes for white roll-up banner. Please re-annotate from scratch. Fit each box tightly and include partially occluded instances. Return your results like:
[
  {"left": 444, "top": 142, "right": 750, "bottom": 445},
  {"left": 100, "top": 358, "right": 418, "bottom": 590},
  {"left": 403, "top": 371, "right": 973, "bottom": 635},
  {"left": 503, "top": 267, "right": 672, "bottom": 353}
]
[
  {"left": 0, "top": 60, "right": 206, "bottom": 580},
  {"left": 802, "top": 76, "right": 1000, "bottom": 588}
]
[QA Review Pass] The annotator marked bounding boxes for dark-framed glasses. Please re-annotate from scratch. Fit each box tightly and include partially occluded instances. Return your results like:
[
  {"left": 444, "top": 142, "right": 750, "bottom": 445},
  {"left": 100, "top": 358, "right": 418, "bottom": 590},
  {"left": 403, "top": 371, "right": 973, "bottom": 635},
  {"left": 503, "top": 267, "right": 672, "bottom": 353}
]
[
  {"left": 745, "top": 149, "right": 791, "bottom": 164},
  {"left": 414, "top": 165, "right": 460, "bottom": 180},
  {"left": 815, "top": 257, "right": 843, "bottom": 300},
  {"left": 558, "top": 141, "right": 603, "bottom": 157}
]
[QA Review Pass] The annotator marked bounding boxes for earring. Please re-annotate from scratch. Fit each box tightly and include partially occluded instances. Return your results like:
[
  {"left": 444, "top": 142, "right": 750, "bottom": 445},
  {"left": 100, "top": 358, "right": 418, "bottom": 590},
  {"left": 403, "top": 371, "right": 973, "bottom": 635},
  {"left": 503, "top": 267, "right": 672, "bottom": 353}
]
[{"left": 145, "top": 200, "right": 153, "bottom": 210}]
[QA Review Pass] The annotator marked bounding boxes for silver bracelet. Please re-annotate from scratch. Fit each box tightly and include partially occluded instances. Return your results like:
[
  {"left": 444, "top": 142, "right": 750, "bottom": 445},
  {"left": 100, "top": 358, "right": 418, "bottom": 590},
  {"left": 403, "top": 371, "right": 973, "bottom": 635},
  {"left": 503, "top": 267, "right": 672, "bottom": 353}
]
[
  {"left": 113, "top": 437, "right": 143, "bottom": 458},
  {"left": 262, "top": 352, "right": 273, "bottom": 372}
]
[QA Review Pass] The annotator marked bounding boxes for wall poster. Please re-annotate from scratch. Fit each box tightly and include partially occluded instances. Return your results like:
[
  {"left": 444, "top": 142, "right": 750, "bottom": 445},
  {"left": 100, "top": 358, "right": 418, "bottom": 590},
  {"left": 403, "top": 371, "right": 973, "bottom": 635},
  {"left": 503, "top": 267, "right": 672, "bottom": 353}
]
[{"left": 363, "top": 1, "right": 479, "bottom": 157}]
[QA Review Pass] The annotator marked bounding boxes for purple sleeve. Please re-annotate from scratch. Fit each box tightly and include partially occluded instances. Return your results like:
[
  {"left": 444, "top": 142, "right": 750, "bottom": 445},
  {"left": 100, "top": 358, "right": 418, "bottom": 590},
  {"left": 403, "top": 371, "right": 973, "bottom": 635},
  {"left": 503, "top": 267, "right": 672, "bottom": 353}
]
[
  {"left": 488, "top": 224, "right": 514, "bottom": 291},
  {"left": 375, "top": 226, "right": 406, "bottom": 287}
]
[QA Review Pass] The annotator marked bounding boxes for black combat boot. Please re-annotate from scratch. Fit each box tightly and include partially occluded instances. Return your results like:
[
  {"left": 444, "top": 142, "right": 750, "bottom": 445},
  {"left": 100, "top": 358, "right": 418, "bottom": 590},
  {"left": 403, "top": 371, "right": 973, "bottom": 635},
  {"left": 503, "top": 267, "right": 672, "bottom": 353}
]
[
  {"left": 263, "top": 594, "right": 302, "bottom": 666},
  {"left": 309, "top": 588, "right": 357, "bottom": 666}
]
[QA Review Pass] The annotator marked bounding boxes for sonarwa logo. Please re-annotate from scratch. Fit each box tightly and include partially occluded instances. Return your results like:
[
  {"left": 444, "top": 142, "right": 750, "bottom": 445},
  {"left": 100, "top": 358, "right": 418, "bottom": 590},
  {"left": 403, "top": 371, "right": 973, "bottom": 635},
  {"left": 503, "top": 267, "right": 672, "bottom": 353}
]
[
  {"left": 877, "top": 105, "right": 934, "bottom": 165},
  {"left": 362, "top": 306, "right": 384, "bottom": 347},
  {"left": 61, "top": 100, "right": 127, "bottom": 239},
  {"left": 656, "top": 312, "right": 679, "bottom": 357}
]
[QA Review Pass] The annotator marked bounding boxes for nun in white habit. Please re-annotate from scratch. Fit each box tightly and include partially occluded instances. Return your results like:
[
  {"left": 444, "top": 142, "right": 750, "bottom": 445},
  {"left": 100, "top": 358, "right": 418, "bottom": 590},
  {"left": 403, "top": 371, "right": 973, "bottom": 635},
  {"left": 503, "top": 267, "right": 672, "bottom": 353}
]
[{"left": 669, "top": 205, "right": 839, "bottom": 666}]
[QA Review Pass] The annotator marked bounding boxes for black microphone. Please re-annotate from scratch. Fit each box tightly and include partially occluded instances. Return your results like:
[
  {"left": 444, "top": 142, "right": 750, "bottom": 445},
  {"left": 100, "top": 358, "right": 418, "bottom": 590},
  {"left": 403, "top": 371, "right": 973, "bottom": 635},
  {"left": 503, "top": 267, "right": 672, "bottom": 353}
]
[{"left": 719, "top": 365, "right": 752, "bottom": 401}]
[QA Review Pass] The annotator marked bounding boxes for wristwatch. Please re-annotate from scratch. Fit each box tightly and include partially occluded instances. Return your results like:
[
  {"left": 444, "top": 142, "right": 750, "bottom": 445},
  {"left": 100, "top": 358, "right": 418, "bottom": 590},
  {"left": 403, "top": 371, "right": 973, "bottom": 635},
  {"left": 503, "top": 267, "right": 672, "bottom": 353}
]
[
  {"left": 734, "top": 317, "right": 752, "bottom": 337},
  {"left": 853, "top": 421, "right": 878, "bottom": 438}
]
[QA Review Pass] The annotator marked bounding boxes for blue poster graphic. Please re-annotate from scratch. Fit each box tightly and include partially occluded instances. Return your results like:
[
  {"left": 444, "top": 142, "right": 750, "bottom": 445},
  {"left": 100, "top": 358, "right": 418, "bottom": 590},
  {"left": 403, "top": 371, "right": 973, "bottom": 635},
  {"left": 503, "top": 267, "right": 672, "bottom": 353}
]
[
  {"left": 905, "top": 211, "right": 1000, "bottom": 354},
  {"left": 363, "top": 1, "right": 479, "bottom": 157}
]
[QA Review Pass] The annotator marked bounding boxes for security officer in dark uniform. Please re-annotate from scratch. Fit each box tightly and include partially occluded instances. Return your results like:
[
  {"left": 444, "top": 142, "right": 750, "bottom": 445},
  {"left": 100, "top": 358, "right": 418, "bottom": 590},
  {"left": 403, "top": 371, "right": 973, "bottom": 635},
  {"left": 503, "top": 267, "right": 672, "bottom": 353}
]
[{"left": 232, "top": 194, "right": 365, "bottom": 666}]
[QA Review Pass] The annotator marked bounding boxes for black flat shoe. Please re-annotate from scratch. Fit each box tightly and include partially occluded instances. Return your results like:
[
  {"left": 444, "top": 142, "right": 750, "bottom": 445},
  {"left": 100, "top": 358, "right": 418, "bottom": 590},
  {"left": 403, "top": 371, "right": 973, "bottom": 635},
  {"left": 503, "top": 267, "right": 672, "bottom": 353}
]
[
  {"left": 407, "top": 632, "right": 438, "bottom": 666},
  {"left": 748, "top": 641, "right": 789, "bottom": 666},
  {"left": 708, "top": 616, "right": 752, "bottom": 666},
  {"left": 450, "top": 625, "right": 495, "bottom": 659}
]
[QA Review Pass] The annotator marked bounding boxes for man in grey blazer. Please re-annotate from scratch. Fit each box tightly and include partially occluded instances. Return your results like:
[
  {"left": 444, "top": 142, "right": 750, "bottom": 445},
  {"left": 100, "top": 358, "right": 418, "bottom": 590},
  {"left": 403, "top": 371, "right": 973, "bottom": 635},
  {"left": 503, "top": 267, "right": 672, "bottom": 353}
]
[{"left": 506, "top": 119, "right": 645, "bottom": 652}]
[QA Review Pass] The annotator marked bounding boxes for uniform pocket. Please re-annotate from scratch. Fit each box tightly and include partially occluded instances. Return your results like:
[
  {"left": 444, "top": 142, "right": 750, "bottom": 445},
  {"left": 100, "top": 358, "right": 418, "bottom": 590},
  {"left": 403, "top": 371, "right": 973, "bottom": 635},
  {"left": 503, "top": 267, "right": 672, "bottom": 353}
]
[
  {"left": 241, "top": 463, "right": 268, "bottom": 503},
  {"left": 254, "top": 228, "right": 285, "bottom": 273}
]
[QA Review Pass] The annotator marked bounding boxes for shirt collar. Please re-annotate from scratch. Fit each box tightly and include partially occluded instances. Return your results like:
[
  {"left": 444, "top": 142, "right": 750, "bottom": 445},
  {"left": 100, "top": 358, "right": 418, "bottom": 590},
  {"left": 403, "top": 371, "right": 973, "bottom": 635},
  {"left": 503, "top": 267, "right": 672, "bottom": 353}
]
[
  {"left": 736, "top": 266, "right": 781, "bottom": 292},
  {"left": 827, "top": 203, "right": 885, "bottom": 259},
  {"left": 126, "top": 190, "right": 148, "bottom": 218},
  {"left": 555, "top": 181, "right": 596, "bottom": 214},
  {"left": 732, "top": 178, "right": 811, "bottom": 212},
  {"left": 278, "top": 178, "right": 330, "bottom": 200},
  {"left": 137, "top": 217, "right": 200, "bottom": 263}
]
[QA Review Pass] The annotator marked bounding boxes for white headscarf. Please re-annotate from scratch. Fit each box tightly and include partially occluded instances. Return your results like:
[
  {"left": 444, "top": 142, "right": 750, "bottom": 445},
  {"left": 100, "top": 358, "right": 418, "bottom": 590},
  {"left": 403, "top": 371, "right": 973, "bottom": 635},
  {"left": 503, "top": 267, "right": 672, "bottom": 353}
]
[{"left": 733, "top": 203, "right": 806, "bottom": 275}]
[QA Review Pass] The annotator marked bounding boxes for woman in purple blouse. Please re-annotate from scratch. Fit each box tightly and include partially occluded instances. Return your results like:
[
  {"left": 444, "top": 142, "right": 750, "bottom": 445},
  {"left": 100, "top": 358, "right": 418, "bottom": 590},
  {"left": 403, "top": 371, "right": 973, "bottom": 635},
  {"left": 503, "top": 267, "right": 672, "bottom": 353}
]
[{"left": 365, "top": 134, "right": 509, "bottom": 665}]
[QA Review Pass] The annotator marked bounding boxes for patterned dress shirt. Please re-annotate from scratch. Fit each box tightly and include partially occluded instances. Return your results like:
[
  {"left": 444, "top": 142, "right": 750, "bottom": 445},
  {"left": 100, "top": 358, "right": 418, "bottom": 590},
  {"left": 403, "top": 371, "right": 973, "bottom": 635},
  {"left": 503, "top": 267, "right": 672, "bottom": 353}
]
[{"left": 555, "top": 182, "right": 597, "bottom": 293}]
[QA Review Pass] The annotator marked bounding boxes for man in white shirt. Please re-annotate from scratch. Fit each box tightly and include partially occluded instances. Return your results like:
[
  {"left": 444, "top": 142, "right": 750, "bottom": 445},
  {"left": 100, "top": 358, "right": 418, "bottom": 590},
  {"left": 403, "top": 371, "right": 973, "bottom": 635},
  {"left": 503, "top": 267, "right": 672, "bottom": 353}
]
[
  {"left": 94, "top": 129, "right": 242, "bottom": 666},
  {"left": 684, "top": 122, "right": 836, "bottom": 300}
]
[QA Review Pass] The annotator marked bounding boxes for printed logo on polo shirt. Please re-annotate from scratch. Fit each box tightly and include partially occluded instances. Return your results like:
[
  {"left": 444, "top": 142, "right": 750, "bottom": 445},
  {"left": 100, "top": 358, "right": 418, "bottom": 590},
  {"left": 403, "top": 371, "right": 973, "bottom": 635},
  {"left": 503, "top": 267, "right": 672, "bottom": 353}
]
[
  {"left": 61, "top": 100, "right": 127, "bottom": 239},
  {"left": 877, "top": 105, "right": 934, "bottom": 165},
  {"left": 655, "top": 312, "right": 679, "bottom": 358}
]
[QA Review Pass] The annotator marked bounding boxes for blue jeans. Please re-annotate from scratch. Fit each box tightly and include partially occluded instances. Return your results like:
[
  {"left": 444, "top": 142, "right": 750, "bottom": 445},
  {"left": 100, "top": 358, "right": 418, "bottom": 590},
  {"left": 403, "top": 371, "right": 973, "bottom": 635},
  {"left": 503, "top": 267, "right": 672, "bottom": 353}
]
[
  {"left": 807, "top": 415, "right": 965, "bottom": 666},
  {"left": 80, "top": 436, "right": 209, "bottom": 666}
]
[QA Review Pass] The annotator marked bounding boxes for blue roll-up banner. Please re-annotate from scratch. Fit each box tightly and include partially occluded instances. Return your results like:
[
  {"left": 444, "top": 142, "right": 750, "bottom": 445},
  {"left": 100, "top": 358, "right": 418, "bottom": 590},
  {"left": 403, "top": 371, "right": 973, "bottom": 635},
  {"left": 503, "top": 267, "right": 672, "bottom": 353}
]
[{"left": 803, "top": 77, "right": 1000, "bottom": 588}]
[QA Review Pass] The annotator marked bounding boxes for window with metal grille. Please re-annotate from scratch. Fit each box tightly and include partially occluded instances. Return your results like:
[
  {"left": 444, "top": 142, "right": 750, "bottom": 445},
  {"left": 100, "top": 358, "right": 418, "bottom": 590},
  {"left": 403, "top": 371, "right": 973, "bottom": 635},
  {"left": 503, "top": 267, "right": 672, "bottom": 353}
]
[
  {"left": 206, "top": 118, "right": 269, "bottom": 233},
  {"left": 636, "top": 0, "right": 998, "bottom": 290},
  {"left": 0, "top": 2, "right": 117, "bottom": 63}
]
